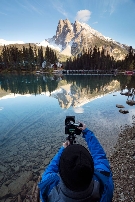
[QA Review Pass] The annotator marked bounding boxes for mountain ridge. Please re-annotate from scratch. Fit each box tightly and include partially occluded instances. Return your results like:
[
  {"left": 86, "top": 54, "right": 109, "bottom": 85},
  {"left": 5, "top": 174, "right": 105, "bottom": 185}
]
[
  {"left": 0, "top": 19, "right": 132, "bottom": 61},
  {"left": 46, "top": 19, "right": 129, "bottom": 60}
]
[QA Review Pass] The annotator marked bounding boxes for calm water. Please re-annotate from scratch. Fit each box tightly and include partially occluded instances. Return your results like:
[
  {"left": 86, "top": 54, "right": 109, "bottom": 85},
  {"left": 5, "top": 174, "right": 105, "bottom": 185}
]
[{"left": 0, "top": 73, "right": 135, "bottom": 200}]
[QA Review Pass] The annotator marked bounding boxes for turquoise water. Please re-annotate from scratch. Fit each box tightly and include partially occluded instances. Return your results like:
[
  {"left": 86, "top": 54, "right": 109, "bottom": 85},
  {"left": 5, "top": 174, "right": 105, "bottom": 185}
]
[{"left": 0, "top": 74, "right": 135, "bottom": 200}]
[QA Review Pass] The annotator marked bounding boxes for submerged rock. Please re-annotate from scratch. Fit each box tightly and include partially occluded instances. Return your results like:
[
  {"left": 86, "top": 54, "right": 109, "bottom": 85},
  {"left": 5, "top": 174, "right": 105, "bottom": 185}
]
[
  {"left": 126, "top": 100, "right": 135, "bottom": 106},
  {"left": 119, "top": 109, "right": 129, "bottom": 114},
  {"left": 120, "top": 92, "right": 133, "bottom": 96},
  {"left": 116, "top": 104, "right": 125, "bottom": 108}
]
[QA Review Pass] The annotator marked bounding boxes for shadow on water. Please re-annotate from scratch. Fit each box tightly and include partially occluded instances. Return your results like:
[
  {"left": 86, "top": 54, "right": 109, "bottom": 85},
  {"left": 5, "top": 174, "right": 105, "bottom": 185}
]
[{"left": 0, "top": 73, "right": 135, "bottom": 201}]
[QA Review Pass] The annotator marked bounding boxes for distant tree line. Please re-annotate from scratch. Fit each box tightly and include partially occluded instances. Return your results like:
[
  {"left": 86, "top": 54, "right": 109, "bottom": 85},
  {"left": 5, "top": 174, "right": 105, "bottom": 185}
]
[
  {"left": 0, "top": 44, "right": 58, "bottom": 72},
  {"left": 0, "top": 44, "right": 135, "bottom": 73},
  {"left": 65, "top": 46, "right": 135, "bottom": 71},
  {"left": 122, "top": 46, "right": 135, "bottom": 70}
]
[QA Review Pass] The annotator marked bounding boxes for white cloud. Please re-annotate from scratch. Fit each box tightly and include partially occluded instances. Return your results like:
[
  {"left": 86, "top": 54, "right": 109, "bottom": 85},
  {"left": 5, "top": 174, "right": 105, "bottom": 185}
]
[
  {"left": 93, "top": 21, "right": 98, "bottom": 24},
  {"left": 52, "top": 1, "right": 68, "bottom": 17},
  {"left": 75, "top": 10, "right": 91, "bottom": 22},
  {"left": 57, "top": 6, "right": 67, "bottom": 17},
  {"left": 102, "top": 0, "right": 126, "bottom": 15},
  {"left": 16, "top": 0, "right": 44, "bottom": 15},
  {"left": 110, "top": 3, "right": 115, "bottom": 15}
]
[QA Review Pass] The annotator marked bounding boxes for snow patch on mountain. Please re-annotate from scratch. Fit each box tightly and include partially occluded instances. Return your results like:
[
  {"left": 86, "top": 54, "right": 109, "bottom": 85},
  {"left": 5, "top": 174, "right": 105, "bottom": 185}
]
[
  {"left": 78, "top": 22, "right": 127, "bottom": 48},
  {"left": 0, "top": 39, "right": 24, "bottom": 46},
  {"left": 36, "top": 39, "right": 62, "bottom": 51},
  {"left": 78, "top": 22, "right": 105, "bottom": 39},
  {"left": 60, "top": 45, "right": 72, "bottom": 56}
]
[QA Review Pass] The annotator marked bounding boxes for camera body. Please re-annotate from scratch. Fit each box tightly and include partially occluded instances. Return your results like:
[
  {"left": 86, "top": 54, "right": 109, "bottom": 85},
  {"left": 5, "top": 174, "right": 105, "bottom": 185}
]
[{"left": 65, "top": 116, "right": 82, "bottom": 135}]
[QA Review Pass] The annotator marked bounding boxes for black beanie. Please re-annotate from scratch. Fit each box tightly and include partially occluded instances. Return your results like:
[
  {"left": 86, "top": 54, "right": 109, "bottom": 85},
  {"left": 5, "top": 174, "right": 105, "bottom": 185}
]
[{"left": 59, "top": 144, "right": 94, "bottom": 192}]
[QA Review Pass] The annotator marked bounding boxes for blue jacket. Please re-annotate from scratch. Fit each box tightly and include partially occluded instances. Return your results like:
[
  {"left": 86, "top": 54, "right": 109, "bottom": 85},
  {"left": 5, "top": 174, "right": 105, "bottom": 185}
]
[{"left": 38, "top": 128, "right": 114, "bottom": 201}]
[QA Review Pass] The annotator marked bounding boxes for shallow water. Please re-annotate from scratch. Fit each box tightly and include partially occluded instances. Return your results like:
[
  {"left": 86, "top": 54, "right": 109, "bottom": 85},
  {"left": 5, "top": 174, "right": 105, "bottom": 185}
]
[{"left": 0, "top": 74, "right": 135, "bottom": 200}]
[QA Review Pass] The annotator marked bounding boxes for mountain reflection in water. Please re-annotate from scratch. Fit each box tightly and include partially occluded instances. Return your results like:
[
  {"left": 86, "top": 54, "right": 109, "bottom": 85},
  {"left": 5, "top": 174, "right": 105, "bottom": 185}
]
[
  {"left": 0, "top": 74, "right": 122, "bottom": 107},
  {"left": 0, "top": 74, "right": 135, "bottom": 201}
]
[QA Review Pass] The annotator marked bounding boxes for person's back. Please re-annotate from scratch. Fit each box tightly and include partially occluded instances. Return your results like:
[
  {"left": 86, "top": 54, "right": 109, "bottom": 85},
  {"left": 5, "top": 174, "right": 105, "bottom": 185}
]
[{"left": 38, "top": 123, "right": 114, "bottom": 201}]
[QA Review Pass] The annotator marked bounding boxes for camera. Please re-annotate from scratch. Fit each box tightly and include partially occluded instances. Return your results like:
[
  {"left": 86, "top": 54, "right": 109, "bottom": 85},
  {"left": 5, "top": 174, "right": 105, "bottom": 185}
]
[
  {"left": 65, "top": 116, "right": 82, "bottom": 144},
  {"left": 65, "top": 116, "right": 82, "bottom": 135}
]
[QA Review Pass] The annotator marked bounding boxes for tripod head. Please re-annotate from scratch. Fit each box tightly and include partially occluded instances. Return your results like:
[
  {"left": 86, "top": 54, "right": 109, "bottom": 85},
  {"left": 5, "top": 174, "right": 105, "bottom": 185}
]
[{"left": 65, "top": 116, "right": 82, "bottom": 144}]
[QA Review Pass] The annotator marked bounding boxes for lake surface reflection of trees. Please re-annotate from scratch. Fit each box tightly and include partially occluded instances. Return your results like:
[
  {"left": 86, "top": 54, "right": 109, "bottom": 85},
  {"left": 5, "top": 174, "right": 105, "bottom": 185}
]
[
  {"left": 0, "top": 75, "right": 135, "bottom": 95},
  {"left": 0, "top": 74, "right": 135, "bottom": 98}
]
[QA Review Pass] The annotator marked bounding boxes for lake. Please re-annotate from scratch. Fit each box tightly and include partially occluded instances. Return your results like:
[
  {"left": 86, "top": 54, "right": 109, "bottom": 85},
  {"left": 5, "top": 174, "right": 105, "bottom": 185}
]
[{"left": 0, "top": 73, "right": 135, "bottom": 200}]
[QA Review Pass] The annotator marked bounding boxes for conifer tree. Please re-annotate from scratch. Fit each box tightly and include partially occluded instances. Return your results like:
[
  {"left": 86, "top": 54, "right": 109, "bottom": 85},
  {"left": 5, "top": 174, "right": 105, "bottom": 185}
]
[{"left": 38, "top": 46, "right": 44, "bottom": 67}]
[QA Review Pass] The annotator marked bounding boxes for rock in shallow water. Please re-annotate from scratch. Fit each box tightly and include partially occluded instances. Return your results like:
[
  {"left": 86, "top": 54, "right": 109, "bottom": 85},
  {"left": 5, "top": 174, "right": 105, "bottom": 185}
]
[{"left": 119, "top": 109, "right": 129, "bottom": 114}]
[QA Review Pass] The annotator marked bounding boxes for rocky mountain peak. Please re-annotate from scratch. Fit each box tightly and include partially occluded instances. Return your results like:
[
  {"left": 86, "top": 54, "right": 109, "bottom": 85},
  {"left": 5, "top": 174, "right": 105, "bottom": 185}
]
[
  {"left": 56, "top": 19, "right": 72, "bottom": 35},
  {"left": 48, "top": 19, "right": 128, "bottom": 60},
  {"left": 73, "top": 20, "right": 82, "bottom": 34},
  {"left": 55, "top": 19, "right": 74, "bottom": 48}
]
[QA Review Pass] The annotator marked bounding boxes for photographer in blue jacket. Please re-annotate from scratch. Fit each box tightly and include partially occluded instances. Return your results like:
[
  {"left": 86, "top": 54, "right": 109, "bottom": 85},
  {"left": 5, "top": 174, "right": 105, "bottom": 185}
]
[{"left": 38, "top": 123, "right": 114, "bottom": 202}]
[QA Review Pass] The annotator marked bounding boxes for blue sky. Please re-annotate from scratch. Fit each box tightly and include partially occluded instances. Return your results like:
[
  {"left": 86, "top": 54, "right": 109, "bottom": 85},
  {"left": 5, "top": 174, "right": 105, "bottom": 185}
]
[{"left": 0, "top": 0, "right": 135, "bottom": 48}]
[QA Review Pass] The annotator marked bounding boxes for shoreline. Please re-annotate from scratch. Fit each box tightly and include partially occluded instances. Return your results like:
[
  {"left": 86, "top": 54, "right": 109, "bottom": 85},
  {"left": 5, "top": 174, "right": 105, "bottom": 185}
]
[{"left": 109, "top": 115, "right": 135, "bottom": 202}]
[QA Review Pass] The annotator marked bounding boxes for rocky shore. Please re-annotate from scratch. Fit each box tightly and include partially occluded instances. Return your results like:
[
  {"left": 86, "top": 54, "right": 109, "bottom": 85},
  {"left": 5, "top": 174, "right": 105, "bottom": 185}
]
[
  {"left": 109, "top": 115, "right": 135, "bottom": 202},
  {"left": 1, "top": 116, "right": 135, "bottom": 202}
]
